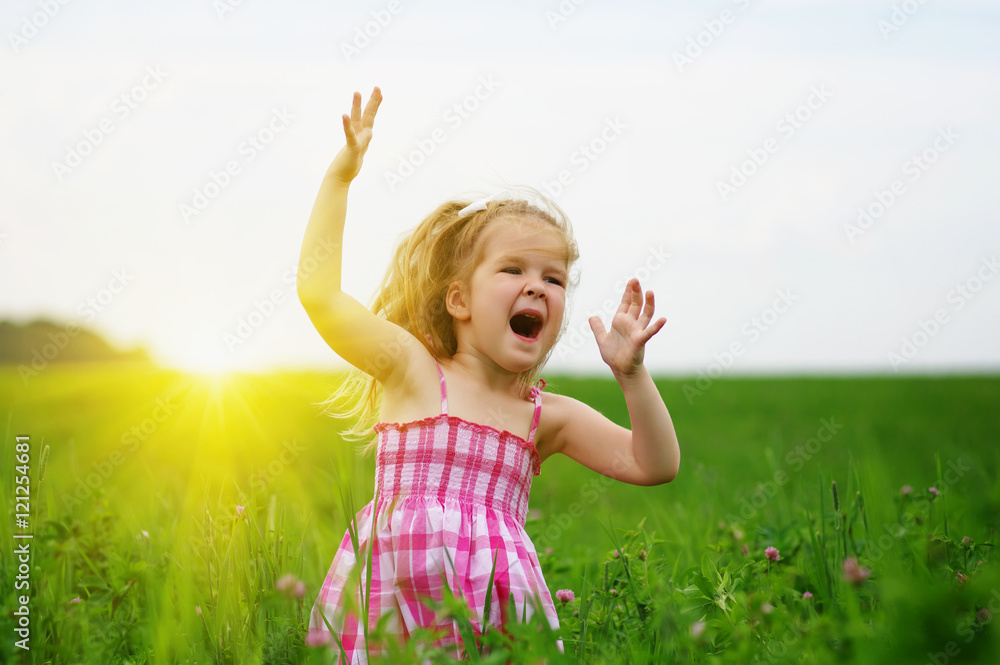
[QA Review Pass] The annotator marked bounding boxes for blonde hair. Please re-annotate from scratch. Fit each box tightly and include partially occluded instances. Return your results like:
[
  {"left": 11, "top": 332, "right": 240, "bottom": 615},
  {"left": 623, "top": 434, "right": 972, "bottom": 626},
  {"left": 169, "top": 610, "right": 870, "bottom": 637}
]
[{"left": 317, "top": 188, "right": 580, "bottom": 452}]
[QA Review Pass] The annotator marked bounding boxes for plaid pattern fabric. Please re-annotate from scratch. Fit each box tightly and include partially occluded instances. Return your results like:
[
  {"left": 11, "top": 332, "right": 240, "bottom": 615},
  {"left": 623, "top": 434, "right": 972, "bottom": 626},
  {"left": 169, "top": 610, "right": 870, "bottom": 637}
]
[{"left": 308, "top": 361, "right": 559, "bottom": 662}]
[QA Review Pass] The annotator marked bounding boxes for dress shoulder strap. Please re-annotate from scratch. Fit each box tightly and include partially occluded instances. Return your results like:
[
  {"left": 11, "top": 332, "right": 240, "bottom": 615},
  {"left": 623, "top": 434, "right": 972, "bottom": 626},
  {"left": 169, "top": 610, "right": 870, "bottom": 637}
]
[
  {"left": 527, "top": 378, "right": 546, "bottom": 444},
  {"left": 433, "top": 359, "right": 448, "bottom": 415}
]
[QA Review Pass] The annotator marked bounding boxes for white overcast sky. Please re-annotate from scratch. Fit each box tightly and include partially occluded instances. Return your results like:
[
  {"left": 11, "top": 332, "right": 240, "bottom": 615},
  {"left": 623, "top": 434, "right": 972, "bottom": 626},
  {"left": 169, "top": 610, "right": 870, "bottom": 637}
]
[{"left": 1, "top": 0, "right": 998, "bottom": 376}]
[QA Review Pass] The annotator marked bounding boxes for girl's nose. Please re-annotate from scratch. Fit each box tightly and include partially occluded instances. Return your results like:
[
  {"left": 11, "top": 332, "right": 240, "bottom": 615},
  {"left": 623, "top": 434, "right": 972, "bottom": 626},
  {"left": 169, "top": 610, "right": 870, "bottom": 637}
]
[{"left": 524, "top": 279, "right": 546, "bottom": 298}]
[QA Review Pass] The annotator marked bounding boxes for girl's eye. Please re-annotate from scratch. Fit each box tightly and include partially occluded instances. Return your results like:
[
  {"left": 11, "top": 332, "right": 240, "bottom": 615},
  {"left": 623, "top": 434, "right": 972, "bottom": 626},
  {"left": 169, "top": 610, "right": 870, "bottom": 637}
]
[
  {"left": 502, "top": 268, "right": 520, "bottom": 275},
  {"left": 545, "top": 277, "right": 564, "bottom": 286}
]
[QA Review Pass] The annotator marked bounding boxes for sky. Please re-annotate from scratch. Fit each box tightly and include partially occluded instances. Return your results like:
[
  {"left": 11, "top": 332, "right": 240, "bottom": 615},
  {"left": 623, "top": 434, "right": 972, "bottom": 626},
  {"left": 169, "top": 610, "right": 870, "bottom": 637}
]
[{"left": 2, "top": 0, "right": 999, "bottom": 377}]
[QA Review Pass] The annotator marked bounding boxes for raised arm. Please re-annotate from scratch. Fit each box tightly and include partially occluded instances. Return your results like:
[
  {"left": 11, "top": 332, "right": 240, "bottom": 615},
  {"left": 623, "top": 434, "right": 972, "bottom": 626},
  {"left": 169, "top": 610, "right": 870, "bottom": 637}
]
[
  {"left": 297, "top": 87, "right": 381, "bottom": 298},
  {"left": 296, "top": 87, "right": 421, "bottom": 388},
  {"left": 544, "top": 278, "right": 679, "bottom": 485}
]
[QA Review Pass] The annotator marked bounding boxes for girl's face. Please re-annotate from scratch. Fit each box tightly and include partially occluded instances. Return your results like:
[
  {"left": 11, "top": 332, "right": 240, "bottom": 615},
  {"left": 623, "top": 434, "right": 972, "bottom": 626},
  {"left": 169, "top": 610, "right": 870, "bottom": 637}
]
[{"left": 448, "top": 217, "right": 569, "bottom": 375}]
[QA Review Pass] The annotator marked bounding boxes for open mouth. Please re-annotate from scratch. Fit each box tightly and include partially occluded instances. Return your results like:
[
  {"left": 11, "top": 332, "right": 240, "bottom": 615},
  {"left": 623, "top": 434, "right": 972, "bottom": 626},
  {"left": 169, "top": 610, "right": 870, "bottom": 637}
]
[{"left": 509, "top": 312, "right": 543, "bottom": 340}]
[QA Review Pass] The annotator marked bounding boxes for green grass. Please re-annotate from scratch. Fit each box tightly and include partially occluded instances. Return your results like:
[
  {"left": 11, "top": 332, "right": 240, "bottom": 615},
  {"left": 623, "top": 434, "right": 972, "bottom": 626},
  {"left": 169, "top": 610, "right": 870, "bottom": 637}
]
[{"left": 1, "top": 366, "right": 998, "bottom": 663}]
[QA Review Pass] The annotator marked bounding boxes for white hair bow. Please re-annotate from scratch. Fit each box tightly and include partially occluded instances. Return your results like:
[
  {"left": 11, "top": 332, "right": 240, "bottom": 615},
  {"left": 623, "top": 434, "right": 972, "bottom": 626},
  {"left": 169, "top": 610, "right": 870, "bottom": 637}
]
[{"left": 457, "top": 191, "right": 515, "bottom": 218}]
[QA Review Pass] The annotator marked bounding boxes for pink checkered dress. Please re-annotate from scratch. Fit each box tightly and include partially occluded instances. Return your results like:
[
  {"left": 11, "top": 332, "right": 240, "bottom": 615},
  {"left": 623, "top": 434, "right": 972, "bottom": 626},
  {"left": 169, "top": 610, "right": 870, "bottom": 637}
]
[{"left": 308, "top": 360, "right": 560, "bottom": 662}]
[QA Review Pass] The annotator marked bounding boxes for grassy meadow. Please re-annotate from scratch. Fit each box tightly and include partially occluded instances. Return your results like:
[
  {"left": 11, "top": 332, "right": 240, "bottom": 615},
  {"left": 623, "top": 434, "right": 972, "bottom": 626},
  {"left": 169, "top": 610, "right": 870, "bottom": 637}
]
[{"left": 1, "top": 364, "right": 999, "bottom": 664}]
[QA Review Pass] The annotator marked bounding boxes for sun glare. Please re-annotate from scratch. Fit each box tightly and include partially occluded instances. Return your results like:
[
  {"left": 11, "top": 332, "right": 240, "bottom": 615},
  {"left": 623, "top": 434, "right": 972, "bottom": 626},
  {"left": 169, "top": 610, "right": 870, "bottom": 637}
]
[{"left": 158, "top": 327, "right": 246, "bottom": 383}]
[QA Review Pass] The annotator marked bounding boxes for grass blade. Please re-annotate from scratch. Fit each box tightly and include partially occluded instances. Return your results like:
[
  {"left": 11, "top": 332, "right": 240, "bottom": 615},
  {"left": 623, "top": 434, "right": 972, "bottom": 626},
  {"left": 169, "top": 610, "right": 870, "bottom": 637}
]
[{"left": 481, "top": 546, "right": 499, "bottom": 640}]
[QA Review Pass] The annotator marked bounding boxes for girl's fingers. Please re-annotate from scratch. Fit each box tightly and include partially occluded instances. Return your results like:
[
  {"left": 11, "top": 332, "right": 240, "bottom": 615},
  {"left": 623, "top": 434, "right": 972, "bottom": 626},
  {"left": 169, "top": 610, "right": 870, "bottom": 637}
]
[
  {"left": 628, "top": 280, "right": 644, "bottom": 319},
  {"left": 350, "top": 91, "right": 362, "bottom": 125},
  {"left": 615, "top": 284, "right": 632, "bottom": 315},
  {"left": 362, "top": 87, "right": 382, "bottom": 127},
  {"left": 588, "top": 315, "right": 607, "bottom": 341},
  {"left": 640, "top": 317, "right": 667, "bottom": 344},
  {"left": 619, "top": 279, "right": 638, "bottom": 317},
  {"left": 342, "top": 114, "right": 357, "bottom": 147},
  {"left": 638, "top": 290, "right": 654, "bottom": 328}
]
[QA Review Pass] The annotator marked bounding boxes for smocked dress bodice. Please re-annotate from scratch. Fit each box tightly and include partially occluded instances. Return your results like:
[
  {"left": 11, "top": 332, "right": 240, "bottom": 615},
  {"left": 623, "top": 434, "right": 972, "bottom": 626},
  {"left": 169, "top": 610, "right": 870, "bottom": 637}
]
[{"left": 372, "top": 361, "right": 544, "bottom": 525}]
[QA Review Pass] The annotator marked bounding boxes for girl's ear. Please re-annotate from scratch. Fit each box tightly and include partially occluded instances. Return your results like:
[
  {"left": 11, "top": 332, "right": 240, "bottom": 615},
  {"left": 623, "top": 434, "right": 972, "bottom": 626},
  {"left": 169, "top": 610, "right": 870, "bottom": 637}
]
[{"left": 445, "top": 281, "right": 471, "bottom": 321}]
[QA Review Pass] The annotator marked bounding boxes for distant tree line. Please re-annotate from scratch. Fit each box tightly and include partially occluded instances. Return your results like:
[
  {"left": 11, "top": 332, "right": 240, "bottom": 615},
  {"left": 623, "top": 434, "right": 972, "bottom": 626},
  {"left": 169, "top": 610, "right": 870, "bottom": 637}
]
[{"left": 0, "top": 318, "right": 153, "bottom": 365}]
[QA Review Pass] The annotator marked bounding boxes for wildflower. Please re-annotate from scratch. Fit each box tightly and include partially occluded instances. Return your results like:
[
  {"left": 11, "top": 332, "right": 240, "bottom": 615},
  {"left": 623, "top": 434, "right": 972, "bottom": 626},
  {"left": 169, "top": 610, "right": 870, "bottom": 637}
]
[
  {"left": 276, "top": 573, "right": 297, "bottom": 594},
  {"left": 731, "top": 529, "right": 745, "bottom": 542},
  {"left": 555, "top": 589, "right": 575, "bottom": 603},
  {"left": 195, "top": 605, "right": 202, "bottom": 616},
  {"left": 957, "top": 572, "right": 969, "bottom": 586},
  {"left": 294, "top": 580, "right": 306, "bottom": 598},
  {"left": 765, "top": 546, "right": 780, "bottom": 562},
  {"left": 761, "top": 602, "right": 774, "bottom": 615},
  {"left": 305, "top": 628, "right": 332, "bottom": 647},
  {"left": 638, "top": 548, "right": 647, "bottom": 561},
  {"left": 545, "top": 547, "right": 553, "bottom": 556},
  {"left": 610, "top": 588, "right": 618, "bottom": 596},
  {"left": 802, "top": 591, "right": 813, "bottom": 600},
  {"left": 961, "top": 536, "right": 972, "bottom": 547},
  {"left": 612, "top": 549, "right": 620, "bottom": 559},
  {"left": 977, "top": 608, "right": 992, "bottom": 623},
  {"left": 70, "top": 597, "right": 81, "bottom": 604},
  {"left": 900, "top": 485, "right": 912, "bottom": 496},
  {"left": 928, "top": 487, "right": 939, "bottom": 500},
  {"left": 842, "top": 557, "right": 870, "bottom": 586},
  {"left": 236, "top": 505, "right": 245, "bottom": 517},
  {"left": 690, "top": 620, "right": 706, "bottom": 638},
  {"left": 137, "top": 530, "right": 150, "bottom": 542}
]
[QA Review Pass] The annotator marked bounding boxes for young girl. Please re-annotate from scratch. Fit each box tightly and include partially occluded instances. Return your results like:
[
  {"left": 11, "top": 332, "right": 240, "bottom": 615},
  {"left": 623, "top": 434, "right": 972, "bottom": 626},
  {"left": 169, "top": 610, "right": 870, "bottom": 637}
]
[{"left": 298, "top": 87, "right": 680, "bottom": 661}]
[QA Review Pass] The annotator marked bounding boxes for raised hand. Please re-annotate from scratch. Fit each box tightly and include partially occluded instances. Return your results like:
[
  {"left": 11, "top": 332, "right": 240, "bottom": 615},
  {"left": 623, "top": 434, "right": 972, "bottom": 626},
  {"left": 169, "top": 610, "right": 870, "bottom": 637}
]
[
  {"left": 588, "top": 278, "right": 667, "bottom": 378},
  {"left": 325, "top": 86, "right": 382, "bottom": 185}
]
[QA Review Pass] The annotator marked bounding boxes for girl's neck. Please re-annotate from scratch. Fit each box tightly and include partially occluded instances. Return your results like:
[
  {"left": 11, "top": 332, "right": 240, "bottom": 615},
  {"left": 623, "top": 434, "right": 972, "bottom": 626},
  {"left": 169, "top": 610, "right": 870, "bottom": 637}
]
[{"left": 444, "top": 352, "right": 524, "bottom": 397}]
